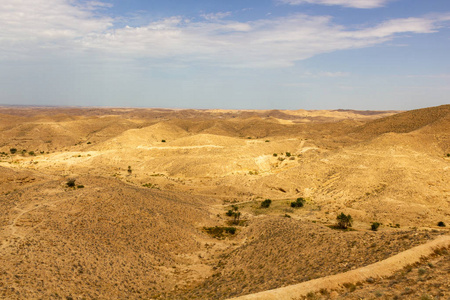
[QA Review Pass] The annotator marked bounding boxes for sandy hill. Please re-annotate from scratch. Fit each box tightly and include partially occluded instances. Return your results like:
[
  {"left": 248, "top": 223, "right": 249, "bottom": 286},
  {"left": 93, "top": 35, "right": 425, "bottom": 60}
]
[
  {"left": 182, "top": 217, "right": 442, "bottom": 300},
  {"left": 92, "top": 121, "right": 188, "bottom": 151},
  {"left": 352, "top": 104, "right": 450, "bottom": 138},
  {"left": 0, "top": 175, "right": 218, "bottom": 299},
  {"left": 0, "top": 115, "right": 142, "bottom": 153},
  {"left": 0, "top": 105, "right": 448, "bottom": 299}
]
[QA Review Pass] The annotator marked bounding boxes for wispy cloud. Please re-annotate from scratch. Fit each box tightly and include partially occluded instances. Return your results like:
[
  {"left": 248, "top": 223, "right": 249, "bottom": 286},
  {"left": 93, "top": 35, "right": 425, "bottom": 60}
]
[
  {"left": 0, "top": 0, "right": 449, "bottom": 68},
  {"left": 277, "top": 0, "right": 392, "bottom": 9},
  {"left": 201, "top": 12, "right": 232, "bottom": 21}
]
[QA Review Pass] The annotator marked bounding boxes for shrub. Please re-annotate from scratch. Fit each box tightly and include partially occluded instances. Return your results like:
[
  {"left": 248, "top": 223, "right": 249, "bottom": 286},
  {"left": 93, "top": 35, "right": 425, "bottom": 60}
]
[
  {"left": 161, "top": 140, "right": 166, "bottom": 143},
  {"left": 77, "top": 185, "right": 85, "bottom": 189},
  {"left": 127, "top": 166, "right": 132, "bottom": 175},
  {"left": 204, "top": 226, "right": 236, "bottom": 238},
  {"left": 66, "top": 179, "right": 76, "bottom": 188},
  {"left": 273, "top": 153, "right": 277, "bottom": 157},
  {"left": 285, "top": 152, "right": 291, "bottom": 157},
  {"left": 437, "top": 221, "right": 446, "bottom": 227},
  {"left": 291, "top": 197, "right": 305, "bottom": 208},
  {"left": 371, "top": 222, "right": 381, "bottom": 231},
  {"left": 28, "top": 151, "right": 35, "bottom": 156},
  {"left": 87, "top": 141, "right": 91, "bottom": 144},
  {"left": 10, "top": 148, "right": 17, "bottom": 154},
  {"left": 336, "top": 213, "right": 353, "bottom": 229},
  {"left": 225, "top": 227, "right": 236, "bottom": 234},
  {"left": 261, "top": 199, "right": 272, "bottom": 208},
  {"left": 265, "top": 140, "right": 270, "bottom": 142},
  {"left": 447, "top": 153, "right": 450, "bottom": 157}
]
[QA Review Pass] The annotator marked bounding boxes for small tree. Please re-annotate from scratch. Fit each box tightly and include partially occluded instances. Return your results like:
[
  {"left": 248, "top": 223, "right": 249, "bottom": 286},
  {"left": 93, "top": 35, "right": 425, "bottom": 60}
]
[
  {"left": 261, "top": 199, "right": 272, "bottom": 208},
  {"left": 226, "top": 205, "right": 241, "bottom": 225},
  {"left": 336, "top": 213, "right": 353, "bottom": 229}
]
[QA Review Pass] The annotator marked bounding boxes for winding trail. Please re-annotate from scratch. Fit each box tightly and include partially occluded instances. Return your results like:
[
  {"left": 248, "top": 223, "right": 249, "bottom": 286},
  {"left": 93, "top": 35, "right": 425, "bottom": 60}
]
[{"left": 229, "top": 235, "right": 450, "bottom": 300}]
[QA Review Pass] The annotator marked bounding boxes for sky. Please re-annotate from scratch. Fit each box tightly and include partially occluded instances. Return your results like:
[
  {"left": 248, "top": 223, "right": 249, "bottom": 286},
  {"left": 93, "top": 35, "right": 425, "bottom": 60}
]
[{"left": 0, "top": 0, "right": 449, "bottom": 110}]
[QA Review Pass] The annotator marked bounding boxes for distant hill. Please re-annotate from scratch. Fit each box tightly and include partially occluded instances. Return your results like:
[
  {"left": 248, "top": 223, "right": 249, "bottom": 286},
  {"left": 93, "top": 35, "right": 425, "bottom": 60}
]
[{"left": 353, "top": 104, "right": 450, "bottom": 137}]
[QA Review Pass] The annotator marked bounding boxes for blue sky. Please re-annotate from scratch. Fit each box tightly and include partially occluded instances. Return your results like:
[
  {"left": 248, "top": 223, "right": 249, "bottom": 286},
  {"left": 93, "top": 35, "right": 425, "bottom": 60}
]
[{"left": 0, "top": 0, "right": 449, "bottom": 110}]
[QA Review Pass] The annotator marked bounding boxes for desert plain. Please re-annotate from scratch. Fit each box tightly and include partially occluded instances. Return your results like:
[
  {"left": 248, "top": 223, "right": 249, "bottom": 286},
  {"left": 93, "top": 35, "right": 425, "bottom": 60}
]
[{"left": 0, "top": 105, "right": 449, "bottom": 299}]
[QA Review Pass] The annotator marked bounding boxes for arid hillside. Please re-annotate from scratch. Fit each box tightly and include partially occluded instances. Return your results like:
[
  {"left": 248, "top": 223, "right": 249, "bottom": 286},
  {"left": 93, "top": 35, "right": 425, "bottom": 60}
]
[{"left": 0, "top": 105, "right": 448, "bottom": 299}]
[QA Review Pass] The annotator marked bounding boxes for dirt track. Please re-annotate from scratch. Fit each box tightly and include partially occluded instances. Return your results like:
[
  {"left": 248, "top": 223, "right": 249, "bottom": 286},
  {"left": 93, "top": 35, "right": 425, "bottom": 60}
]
[{"left": 230, "top": 235, "right": 450, "bottom": 300}]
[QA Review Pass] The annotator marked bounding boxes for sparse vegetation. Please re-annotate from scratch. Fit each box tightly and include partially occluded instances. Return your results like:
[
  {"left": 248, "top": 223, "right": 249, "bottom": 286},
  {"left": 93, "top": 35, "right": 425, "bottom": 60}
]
[
  {"left": 1, "top": 105, "right": 449, "bottom": 300},
  {"left": 204, "top": 226, "right": 236, "bottom": 239},
  {"left": 142, "top": 183, "right": 159, "bottom": 189},
  {"left": 291, "top": 197, "right": 305, "bottom": 208},
  {"left": 260, "top": 199, "right": 272, "bottom": 208}
]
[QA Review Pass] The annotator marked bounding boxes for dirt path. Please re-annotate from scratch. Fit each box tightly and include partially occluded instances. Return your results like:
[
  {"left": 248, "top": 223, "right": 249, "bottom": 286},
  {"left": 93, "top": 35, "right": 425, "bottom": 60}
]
[
  {"left": 0, "top": 198, "right": 66, "bottom": 251},
  {"left": 229, "top": 235, "right": 450, "bottom": 300}
]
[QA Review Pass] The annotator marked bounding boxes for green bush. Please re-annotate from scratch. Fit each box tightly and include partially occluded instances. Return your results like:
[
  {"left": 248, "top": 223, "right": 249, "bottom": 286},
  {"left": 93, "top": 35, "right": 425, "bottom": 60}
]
[
  {"left": 261, "top": 199, "right": 272, "bottom": 208},
  {"left": 291, "top": 197, "right": 305, "bottom": 208},
  {"left": 336, "top": 213, "right": 353, "bottom": 229},
  {"left": 204, "top": 226, "right": 236, "bottom": 238},
  {"left": 371, "top": 222, "right": 381, "bottom": 231}
]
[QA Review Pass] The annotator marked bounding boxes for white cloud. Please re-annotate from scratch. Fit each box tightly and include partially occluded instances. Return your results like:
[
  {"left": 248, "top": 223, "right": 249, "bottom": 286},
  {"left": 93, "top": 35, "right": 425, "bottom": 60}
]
[
  {"left": 0, "top": 0, "right": 112, "bottom": 59},
  {"left": 0, "top": 0, "right": 449, "bottom": 67},
  {"left": 278, "top": 0, "right": 391, "bottom": 9}
]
